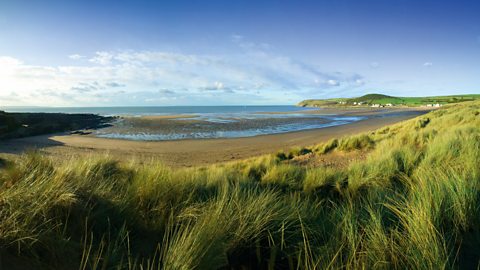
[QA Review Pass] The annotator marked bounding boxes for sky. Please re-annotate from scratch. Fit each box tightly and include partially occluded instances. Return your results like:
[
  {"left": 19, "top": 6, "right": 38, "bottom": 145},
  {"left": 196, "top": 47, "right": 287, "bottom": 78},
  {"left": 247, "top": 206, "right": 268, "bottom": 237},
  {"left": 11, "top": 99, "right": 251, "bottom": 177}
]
[{"left": 0, "top": 0, "right": 479, "bottom": 106}]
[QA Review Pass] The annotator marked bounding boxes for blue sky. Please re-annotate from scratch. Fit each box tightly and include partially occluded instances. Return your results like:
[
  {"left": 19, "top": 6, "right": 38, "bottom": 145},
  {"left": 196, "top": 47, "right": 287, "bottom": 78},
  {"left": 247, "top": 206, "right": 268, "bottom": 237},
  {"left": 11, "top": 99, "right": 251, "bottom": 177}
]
[{"left": 0, "top": 0, "right": 479, "bottom": 106}]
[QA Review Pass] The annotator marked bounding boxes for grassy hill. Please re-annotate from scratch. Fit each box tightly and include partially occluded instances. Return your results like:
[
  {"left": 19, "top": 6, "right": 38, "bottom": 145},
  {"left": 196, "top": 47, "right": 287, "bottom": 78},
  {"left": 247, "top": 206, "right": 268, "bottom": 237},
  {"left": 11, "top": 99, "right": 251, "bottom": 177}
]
[
  {"left": 298, "top": 93, "right": 480, "bottom": 107},
  {"left": 0, "top": 101, "right": 479, "bottom": 269}
]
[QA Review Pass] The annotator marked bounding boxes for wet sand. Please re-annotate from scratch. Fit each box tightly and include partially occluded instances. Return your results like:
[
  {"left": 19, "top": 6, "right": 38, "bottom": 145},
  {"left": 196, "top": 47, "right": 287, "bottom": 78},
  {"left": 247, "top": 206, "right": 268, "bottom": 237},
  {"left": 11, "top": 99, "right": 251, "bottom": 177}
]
[
  {"left": 127, "top": 114, "right": 197, "bottom": 120},
  {"left": 0, "top": 112, "right": 425, "bottom": 167},
  {"left": 92, "top": 107, "right": 430, "bottom": 141}
]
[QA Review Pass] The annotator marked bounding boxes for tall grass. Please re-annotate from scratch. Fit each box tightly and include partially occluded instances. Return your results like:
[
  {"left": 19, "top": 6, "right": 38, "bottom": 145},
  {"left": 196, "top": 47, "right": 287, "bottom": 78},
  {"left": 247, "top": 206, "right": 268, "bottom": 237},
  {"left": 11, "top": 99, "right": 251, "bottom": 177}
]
[{"left": 0, "top": 101, "right": 479, "bottom": 269}]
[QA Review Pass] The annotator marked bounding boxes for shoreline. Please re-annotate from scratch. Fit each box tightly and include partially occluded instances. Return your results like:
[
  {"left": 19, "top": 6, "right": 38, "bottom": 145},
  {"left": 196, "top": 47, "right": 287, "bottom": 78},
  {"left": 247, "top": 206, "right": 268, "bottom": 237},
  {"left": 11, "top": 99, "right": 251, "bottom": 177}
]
[
  {"left": 0, "top": 111, "right": 427, "bottom": 167},
  {"left": 90, "top": 107, "right": 430, "bottom": 141}
]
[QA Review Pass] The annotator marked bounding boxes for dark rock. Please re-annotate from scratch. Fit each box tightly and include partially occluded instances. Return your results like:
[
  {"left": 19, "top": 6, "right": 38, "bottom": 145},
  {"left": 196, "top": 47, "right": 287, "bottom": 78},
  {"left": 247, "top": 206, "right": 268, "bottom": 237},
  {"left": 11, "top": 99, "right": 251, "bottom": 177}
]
[{"left": 0, "top": 112, "right": 113, "bottom": 140}]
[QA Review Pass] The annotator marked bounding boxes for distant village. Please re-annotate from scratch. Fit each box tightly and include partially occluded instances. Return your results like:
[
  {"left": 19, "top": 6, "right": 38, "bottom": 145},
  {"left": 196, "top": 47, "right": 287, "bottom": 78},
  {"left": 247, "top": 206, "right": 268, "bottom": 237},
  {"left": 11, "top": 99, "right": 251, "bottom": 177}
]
[{"left": 336, "top": 101, "right": 443, "bottom": 108}]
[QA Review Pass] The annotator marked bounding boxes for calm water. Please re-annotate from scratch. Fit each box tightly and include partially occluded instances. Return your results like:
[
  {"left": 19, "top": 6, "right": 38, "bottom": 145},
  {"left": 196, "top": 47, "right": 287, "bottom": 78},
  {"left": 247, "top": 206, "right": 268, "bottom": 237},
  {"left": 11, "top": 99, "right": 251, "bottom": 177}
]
[{"left": 1, "top": 105, "right": 315, "bottom": 116}]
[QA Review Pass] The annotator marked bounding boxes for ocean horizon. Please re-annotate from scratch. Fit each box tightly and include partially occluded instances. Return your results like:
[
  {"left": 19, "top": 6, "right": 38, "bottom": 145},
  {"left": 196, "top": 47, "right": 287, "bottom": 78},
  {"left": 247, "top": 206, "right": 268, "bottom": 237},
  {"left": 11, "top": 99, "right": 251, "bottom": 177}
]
[{"left": 0, "top": 105, "right": 314, "bottom": 116}]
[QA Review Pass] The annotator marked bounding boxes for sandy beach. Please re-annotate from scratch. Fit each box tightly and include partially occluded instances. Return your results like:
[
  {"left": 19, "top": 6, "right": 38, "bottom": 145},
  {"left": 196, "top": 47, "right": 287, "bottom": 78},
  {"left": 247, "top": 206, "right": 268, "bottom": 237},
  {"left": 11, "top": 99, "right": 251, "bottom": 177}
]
[{"left": 0, "top": 109, "right": 426, "bottom": 167}]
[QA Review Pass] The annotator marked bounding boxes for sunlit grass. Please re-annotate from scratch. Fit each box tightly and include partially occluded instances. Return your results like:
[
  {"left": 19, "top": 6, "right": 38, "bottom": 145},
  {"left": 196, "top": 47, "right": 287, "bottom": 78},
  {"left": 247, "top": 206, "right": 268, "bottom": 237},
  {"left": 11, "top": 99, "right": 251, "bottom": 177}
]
[{"left": 0, "top": 101, "right": 479, "bottom": 269}]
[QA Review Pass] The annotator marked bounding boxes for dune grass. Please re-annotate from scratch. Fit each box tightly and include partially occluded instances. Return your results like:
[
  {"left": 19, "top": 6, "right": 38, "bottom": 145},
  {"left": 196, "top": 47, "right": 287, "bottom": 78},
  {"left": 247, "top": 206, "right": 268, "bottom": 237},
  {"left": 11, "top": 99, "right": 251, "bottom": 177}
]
[{"left": 0, "top": 101, "right": 479, "bottom": 269}]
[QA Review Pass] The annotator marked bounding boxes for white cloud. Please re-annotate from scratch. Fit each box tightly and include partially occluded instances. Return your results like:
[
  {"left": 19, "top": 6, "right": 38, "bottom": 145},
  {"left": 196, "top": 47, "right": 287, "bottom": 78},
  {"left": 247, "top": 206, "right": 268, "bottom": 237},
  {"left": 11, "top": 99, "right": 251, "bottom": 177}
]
[
  {"left": 0, "top": 56, "right": 23, "bottom": 67},
  {"left": 327, "top": 79, "right": 339, "bottom": 86},
  {"left": 0, "top": 40, "right": 367, "bottom": 106},
  {"left": 89, "top": 51, "right": 114, "bottom": 65},
  {"left": 69, "top": 54, "right": 85, "bottom": 60},
  {"left": 200, "top": 81, "right": 225, "bottom": 91},
  {"left": 355, "top": 79, "right": 365, "bottom": 86},
  {"left": 423, "top": 62, "right": 433, "bottom": 67}
]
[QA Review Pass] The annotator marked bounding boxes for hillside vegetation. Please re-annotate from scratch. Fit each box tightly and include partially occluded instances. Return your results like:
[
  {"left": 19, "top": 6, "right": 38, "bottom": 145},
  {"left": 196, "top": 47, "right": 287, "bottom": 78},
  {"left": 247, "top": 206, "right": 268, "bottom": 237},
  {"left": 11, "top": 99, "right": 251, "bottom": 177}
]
[
  {"left": 298, "top": 93, "right": 480, "bottom": 107},
  {"left": 0, "top": 101, "right": 479, "bottom": 269}
]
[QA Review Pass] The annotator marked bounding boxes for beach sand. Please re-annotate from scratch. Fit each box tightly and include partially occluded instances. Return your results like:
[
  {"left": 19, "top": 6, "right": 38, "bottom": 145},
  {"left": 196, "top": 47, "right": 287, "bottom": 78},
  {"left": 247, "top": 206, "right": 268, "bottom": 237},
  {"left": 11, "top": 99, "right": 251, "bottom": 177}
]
[{"left": 0, "top": 110, "right": 425, "bottom": 167}]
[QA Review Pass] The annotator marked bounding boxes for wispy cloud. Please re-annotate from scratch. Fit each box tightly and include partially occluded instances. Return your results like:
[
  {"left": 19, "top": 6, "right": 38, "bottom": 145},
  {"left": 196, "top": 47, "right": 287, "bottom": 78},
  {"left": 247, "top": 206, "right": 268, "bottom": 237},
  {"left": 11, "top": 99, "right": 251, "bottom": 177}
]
[
  {"left": 70, "top": 82, "right": 99, "bottom": 93},
  {"left": 69, "top": 54, "right": 85, "bottom": 60},
  {"left": 89, "top": 51, "right": 114, "bottom": 65},
  {"left": 423, "top": 62, "right": 433, "bottom": 67},
  {"left": 106, "top": 82, "right": 126, "bottom": 88},
  {"left": 370, "top": 62, "right": 380, "bottom": 68},
  {"left": 158, "top": 89, "right": 175, "bottom": 95},
  {"left": 0, "top": 37, "right": 368, "bottom": 106}
]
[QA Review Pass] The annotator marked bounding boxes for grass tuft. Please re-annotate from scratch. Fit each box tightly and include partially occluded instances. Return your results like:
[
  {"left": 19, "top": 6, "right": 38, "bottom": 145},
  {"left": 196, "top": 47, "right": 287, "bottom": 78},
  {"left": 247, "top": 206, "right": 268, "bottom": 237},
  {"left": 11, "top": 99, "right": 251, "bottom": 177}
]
[{"left": 338, "top": 134, "right": 374, "bottom": 151}]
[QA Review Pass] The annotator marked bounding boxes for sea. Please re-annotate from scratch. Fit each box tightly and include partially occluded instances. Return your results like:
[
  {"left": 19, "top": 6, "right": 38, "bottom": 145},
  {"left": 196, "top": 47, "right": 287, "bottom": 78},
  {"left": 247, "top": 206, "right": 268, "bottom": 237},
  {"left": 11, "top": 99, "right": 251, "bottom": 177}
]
[{"left": 0, "top": 105, "right": 314, "bottom": 116}]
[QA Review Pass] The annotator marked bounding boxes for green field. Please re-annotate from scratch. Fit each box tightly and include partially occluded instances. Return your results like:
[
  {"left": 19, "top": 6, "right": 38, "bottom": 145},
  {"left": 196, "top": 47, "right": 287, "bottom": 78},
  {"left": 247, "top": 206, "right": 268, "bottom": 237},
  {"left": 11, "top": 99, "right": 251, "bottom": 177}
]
[
  {"left": 0, "top": 101, "right": 479, "bottom": 269},
  {"left": 298, "top": 93, "right": 480, "bottom": 107}
]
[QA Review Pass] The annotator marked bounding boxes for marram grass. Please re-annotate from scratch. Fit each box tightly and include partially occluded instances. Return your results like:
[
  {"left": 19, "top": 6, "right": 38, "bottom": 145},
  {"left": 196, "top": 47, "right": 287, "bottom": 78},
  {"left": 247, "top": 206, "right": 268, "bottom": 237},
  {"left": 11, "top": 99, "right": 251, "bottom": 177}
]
[{"left": 0, "top": 101, "right": 479, "bottom": 269}]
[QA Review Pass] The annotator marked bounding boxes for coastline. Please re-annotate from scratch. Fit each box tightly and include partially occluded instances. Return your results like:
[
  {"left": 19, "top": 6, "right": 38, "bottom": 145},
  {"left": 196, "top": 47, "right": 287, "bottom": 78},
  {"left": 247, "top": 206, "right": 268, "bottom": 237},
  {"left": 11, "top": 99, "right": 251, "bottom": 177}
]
[
  {"left": 0, "top": 111, "right": 426, "bottom": 167},
  {"left": 89, "top": 106, "right": 431, "bottom": 141}
]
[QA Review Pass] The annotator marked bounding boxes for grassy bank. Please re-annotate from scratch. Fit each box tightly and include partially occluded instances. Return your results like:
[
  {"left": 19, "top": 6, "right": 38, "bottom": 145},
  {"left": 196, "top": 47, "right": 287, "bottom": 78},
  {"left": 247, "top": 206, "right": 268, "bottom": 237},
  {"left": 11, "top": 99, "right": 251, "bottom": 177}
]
[
  {"left": 298, "top": 93, "right": 480, "bottom": 107},
  {"left": 0, "top": 101, "right": 479, "bottom": 269}
]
